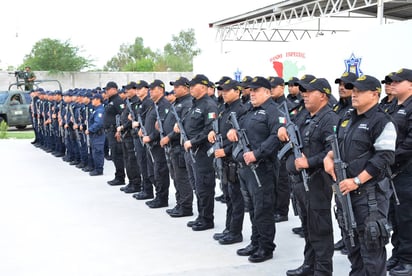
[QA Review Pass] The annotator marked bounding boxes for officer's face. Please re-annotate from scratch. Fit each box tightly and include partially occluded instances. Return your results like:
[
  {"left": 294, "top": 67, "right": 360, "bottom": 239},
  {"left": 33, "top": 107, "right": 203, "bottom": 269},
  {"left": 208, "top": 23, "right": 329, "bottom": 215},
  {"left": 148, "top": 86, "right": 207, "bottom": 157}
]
[
  {"left": 221, "top": 89, "right": 239, "bottom": 104},
  {"left": 250, "top": 87, "right": 271, "bottom": 107},
  {"left": 384, "top": 83, "right": 393, "bottom": 96},
  {"left": 301, "top": 90, "right": 326, "bottom": 113},
  {"left": 150, "top": 86, "right": 164, "bottom": 102},
  {"left": 338, "top": 82, "right": 352, "bottom": 98},
  {"left": 174, "top": 85, "right": 189, "bottom": 98},
  {"left": 351, "top": 88, "right": 379, "bottom": 111},
  {"left": 271, "top": 85, "right": 284, "bottom": 99},
  {"left": 392, "top": 80, "right": 412, "bottom": 96},
  {"left": 189, "top": 84, "right": 207, "bottom": 100},
  {"left": 242, "top": 87, "right": 251, "bottom": 96},
  {"left": 288, "top": 84, "right": 300, "bottom": 96},
  {"left": 136, "top": 88, "right": 148, "bottom": 99}
]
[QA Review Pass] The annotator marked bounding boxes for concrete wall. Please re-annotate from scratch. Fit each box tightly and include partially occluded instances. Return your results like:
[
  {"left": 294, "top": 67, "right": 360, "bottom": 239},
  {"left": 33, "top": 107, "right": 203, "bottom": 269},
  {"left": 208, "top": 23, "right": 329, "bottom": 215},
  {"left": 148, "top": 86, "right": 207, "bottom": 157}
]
[{"left": 0, "top": 71, "right": 194, "bottom": 92}]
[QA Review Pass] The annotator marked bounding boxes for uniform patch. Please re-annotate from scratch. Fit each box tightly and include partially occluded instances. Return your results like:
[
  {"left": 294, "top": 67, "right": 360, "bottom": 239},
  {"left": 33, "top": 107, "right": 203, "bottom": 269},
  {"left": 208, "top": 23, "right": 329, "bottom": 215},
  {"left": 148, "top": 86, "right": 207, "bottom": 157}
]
[
  {"left": 208, "top": 112, "right": 217, "bottom": 119},
  {"left": 120, "top": 104, "right": 125, "bottom": 109},
  {"left": 341, "top": 119, "right": 349, "bottom": 127},
  {"left": 279, "top": 116, "right": 286, "bottom": 124},
  {"left": 98, "top": 113, "right": 102, "bottom": 118}
]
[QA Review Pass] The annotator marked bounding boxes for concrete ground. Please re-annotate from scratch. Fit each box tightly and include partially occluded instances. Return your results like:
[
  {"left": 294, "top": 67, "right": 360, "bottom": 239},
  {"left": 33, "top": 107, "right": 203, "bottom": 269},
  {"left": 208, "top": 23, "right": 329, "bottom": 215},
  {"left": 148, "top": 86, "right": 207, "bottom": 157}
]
[{"left": 1, "top": 139, "right": 376, "bottom": 276}]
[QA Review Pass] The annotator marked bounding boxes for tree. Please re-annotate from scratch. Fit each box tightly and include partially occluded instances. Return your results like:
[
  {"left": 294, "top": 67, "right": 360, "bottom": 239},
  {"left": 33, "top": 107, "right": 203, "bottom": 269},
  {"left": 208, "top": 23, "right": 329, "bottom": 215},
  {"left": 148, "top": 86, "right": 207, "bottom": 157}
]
[
  {"left": 104, "top": 37, "right": 157, "bottom": 71},
  {"left": 22, "top": 38, "right": 92, "bottom": 71},
  {"left": 162, "top": 28, "right": 201, "bottom": 72}
]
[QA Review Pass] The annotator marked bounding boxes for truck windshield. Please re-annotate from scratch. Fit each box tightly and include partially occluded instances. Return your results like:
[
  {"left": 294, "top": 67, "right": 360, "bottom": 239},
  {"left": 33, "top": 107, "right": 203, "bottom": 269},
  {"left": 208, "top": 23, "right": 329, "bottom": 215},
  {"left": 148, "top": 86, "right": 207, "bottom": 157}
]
[{"left": 0, "top": 93, "right": 8, "bottom": 104}]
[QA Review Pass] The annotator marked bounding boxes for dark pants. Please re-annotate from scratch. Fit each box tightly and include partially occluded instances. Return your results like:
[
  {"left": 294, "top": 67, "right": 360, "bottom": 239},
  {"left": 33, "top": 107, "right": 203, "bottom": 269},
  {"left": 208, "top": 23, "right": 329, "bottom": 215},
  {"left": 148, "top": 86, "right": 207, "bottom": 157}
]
[
  {"left": 90, "top": 133, "right": 105, "bottom": 173},
  {"left": 223, "top": 161, "right": 244, "bottom": 235},
  {"left": 188, "top": 144, "right": 215, "bottom": 224},
  {"left": 275, "top": 159, "right": 290, "bottom": 216},
  {"left": 122, "top": 135, "right": 141, "bottom": 188},
  {"left": 344, "top": 184, "right": 390, "bottom": 276},
  {"left": 390, "top": 166, "right": 412, "bottom": 264},
  {"left": 238, "top": 161, "right": 276, "bottom": 252},
  {"left": 294, "top": 172, "right": 334, "bottom": 276},
  {"left": 170, "top": 145, "right": 193, "bottom": 211},
  {"left": 150, "top": 145, "right": 170, "bottom": 202},
  {"left": 106, "top": 130, "right": 125, "bottom": 181},
  {"left": 133, "top": 137, "right": 152, "bottom": 195}
]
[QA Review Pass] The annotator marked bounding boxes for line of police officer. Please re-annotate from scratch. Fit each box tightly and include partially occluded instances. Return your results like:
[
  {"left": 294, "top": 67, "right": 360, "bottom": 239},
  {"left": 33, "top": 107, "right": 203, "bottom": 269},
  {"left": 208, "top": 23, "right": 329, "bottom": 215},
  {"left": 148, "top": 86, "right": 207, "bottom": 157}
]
[{"left": 30, "top": 69, "right": 412, "bottom": 274}]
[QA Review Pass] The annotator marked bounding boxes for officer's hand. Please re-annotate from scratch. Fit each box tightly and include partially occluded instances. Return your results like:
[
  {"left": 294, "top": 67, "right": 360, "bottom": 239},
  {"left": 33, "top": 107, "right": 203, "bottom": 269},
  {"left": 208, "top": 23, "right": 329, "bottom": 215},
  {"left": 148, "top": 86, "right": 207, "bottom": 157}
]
[
  {"left": 143, "top": 136, "right": 151, "bottom": 144},
  {"left": 243, "top": 151, "right": 256, "bottom": 165},
  {"left": 214, "top": 148, "right": 226, "bottom": 158},
  {"left": 208, "top": 130, "right": 216, "bottom": 143},
  {"left": 127, "top": 114, "right": 132, "bottom": 121},
  {"left": 155, "top": 121, "right": 160, "bottom": 131},
  {"left": 117, "top": 126, "right": 122, "bottom": 132},
  {"left": 173, "top": 123, "right": 180, "bottom": 133},
  {"left": 323, "top": 151, "right": 336, "bottom": 181},
  {"left": 184, "top": 140, "right": 192, "bottom": 151},
  {"left": 132, "top": 121, "right": 139, "bottom": 128},
  {"left": 73, "top": 123, "right": 78, "bottom": 129},
  {"left": 64, "top": 124, "right": 68, "bottom": 129},
  {"left": 226, "top": 129, "right": 238, "bottom": 142},
  {"left": 278, "top": 127, "right": 289, "bottom": 142},
  {"left": 138, "top": 129, "right": 143, "bottom": 137},
  {"left": 80, "top": 125, "right": 83, "bottom": 131},
  {"left": 295, "top": 154, "right": 309, "bottom": 170},
  {"left": 85, "top": 130, "right": 89, "bottom": 135},
  {"left": 339, "top": 178, "right": 358, "bottom": 195},
  {"left": 160, "top": 136, "right": 170, "bottom": 147},
  {"left": 115, "top": 131, "right": 121, "bottom": 142}
]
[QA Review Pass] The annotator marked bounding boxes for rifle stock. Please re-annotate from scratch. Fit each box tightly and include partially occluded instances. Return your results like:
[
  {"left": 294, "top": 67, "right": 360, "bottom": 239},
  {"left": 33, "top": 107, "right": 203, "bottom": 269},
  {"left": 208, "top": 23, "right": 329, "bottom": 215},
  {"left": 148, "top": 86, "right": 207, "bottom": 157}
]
[
  {"left": 207, "top": 119, "right": 224, "bottom": 181},
  {"left": 137, "top": 113, "right": 154, "bottom": 163},
  {"left": 170, "top": 104, "right": 196, "bottom": 164}
]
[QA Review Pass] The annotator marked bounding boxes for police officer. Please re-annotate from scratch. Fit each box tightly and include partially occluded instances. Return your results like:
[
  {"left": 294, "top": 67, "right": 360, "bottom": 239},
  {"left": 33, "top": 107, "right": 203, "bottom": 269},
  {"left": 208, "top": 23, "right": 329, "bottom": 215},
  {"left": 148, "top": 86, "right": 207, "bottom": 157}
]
[
  {"left": 380, "top": 72, "right": 398, "bottom": 114},
  {"left": 102, "top": 81, "right": 126, "bottom": 186},
  {"left": 178, "top": 74, "right": 218, "bottom": 231},
  {"left": 386, "top": 68, "right": 412, "bottom": 276},
  {"left": 324, "top": 75, "right": 396, "bottom": 276},
  {"left": 209, "top": 78, "right": 248, "bottom": 245},
  {"left": 332, "top": 71, "right": 357, "bottom": 255},
  {"left": 268, "top": 76, "right": 290, "bottom": 224},
  {"left": 140, "top": 79, "right": 171, "bottom": 208},
  {"left": 240, "top": 76, "right": 253, "bottom": 106},
  {"left": 117, "top": 82, "right": 142, "bottom": 193},
  {"left": 280, "top": 78, "right": 339, "bottom": 275},
  {"left": 227, "top": 76, "right": 282, "bottom": 263},
  {"left": 86, "top": 93, "right": 105, "bottom": 176},
  {"left": 132, "top": 80, "right": 155, "bottom": 200},
  {"left": 161, "top": 76, "right": 194, "bottom": 217}
]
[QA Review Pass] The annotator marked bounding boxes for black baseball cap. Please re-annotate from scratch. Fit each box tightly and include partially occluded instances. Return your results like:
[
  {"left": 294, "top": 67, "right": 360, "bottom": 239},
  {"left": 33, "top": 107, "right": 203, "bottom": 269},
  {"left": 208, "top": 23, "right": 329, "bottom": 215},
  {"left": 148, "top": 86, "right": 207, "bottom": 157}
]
[
  {"left": 299, "top": 78, "right": 332, "bottom": 95},
  {"left": 285, "top": 77, "right": 299, "bottom": 86},
  {"left": 149, "top": 79, "right": 165, "bottom": 89},
  {"left": 135, "top": 80, "right": 149, "bottom": 89},
  {"left": 104, "top": 81, "right": 118, "bottom": 90},
  {"left": 388, "top": 68, "right": 412, "bottom": 82},
  {"left": 170, "top": 77, "right": 189, "bottom": 87},
  {"left": 244, "top": 76, "right": 271, "bottom": 90},
  {"left": 344, "top": 75, "right": 382, "bottom": 92},
  {"left": 335, "top": 72, "right": 358, "bottom": 84},
  {"left": 267, "top": 76, "right": 284, "bottom": 88},
  {"left": 188, "top": 74, "right": 210, "bottom": 87},
  {"left": 217, "top": 79, "right": 241, "bottom": 91}
]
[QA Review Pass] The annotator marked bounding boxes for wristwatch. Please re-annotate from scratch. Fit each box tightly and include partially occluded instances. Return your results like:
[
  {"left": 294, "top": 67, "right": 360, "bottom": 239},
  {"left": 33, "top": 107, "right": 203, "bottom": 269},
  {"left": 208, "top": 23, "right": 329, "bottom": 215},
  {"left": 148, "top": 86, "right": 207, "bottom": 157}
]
[{"left": 353, "top": 176, "right": 362, "bottom": 186}]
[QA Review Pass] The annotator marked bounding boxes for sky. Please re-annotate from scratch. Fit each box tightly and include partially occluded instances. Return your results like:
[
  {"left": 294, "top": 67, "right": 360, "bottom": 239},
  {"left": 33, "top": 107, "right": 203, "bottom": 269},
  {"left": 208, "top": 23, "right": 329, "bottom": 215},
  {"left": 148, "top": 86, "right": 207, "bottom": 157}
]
[{"left": 0, "top": 0, "right": 277, "bottom": 69}]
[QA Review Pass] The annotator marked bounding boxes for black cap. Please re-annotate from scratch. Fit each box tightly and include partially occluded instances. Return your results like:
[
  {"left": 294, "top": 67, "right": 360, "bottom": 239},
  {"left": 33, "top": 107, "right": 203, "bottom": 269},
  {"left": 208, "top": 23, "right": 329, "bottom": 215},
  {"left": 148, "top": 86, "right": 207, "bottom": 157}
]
[
  {"left": 215, "top": 76, "right": 231, "bottom": 85},
  {"left": 135, "top": 80, "right": 149, "bottom": 89},
  {"left": 245, "top": 76, "right": 271, "bottom": 90},
  {"left": 285, "top": 77, "right": 300, "bottom": 86},
  {"left": 104, "top": 81, "right": 118, "bottom": 90},
  {"left": 189, "top": 74, "right": 210, "bottom": 87},
  {"left": 125, "top": 81, "right": 138, "bottom": 90},
  {"left": 267, "top": 76, "right": 284, "bottom": 88},
  {"left": 299, "top": 78, "right": 332, "bottom": 95},
  {"left": 149, "top": 79, "right": 165, "bottom": 89},
  {"left": 381, "top": 72, "right": 396, "bottom": 84},
  {"left": 217, "top": 79, "right": 241, "bottom": 91},
  {"left": 388, "top": 68, "right": 412, "bottom": 82},
  {"left": 208, "top": 81, "right": 216, "bottom": 88},
  {"left": 344, "top": 75, "right": 382, "bottom": 92},
  {"left": 165, "top": 90, "right": 175, "bottom": 96},
  {"left": 335, "top": 72, "right": 358, "bottom": 84},
  {"left": 298, "top": 74, "right": 316, "bottom": 84},
  {"left": 240, "top": 76, "right": 253, "bottom": 87},
  {"left": 170, "top": 77, "right": 189, "bottom": 87}
]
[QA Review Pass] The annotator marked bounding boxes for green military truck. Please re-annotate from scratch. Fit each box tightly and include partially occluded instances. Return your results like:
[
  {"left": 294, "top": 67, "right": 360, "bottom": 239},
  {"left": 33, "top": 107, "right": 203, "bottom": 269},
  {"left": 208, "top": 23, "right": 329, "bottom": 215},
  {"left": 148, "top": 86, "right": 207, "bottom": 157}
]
[{"left": 0, "top": 76, "right": 62, "bottom": 129}]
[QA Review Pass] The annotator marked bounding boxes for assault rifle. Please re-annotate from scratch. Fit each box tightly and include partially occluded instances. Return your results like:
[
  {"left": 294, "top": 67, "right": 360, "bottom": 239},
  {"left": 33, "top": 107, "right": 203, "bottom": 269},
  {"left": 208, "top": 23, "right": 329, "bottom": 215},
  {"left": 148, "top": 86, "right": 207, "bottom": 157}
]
[
  {"left": 326, "top": 133, "right": 357, "bottom": 247},
  {"left": 85, "top": 106, "right": 91, "bottom": 154},
  {"left": 277, "top": 101, "right": 309, "bottom": 192},
  {"left": 228, "top": 112, "right": 262, "bottom": 187},
  {"left": 154, "top": 103, "right": 172, "bottom": 173},
  {"left": 207, "top": 119, "right": 224, "bottom": 181},
  {"left": 137, "top": 113, "right": 154, "bottom": 163},
  {"left": 69, "top": 104, "right": 82, "bottom": 149},
  {"left": 125, "top": 98, "right": 138, "bottom": 136},
  {"left": 170, "top": 104, "right": 196, "bottom": 164},
  {"left": 115, "top": 114, "right": 122, "bottom": 142}
]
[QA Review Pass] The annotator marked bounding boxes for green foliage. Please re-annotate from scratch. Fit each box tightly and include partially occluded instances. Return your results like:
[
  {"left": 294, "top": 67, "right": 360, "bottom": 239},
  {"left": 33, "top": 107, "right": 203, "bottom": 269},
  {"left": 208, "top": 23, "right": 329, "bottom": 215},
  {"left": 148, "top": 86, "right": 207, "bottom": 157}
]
[
  {"left": 104, "top": 29, "right": 200, "bottom": 72},
  {"left": 21, "top": 38, "right": 93, "bottom": 72},
  {"left": 0, "top": 120, "right": 8, "bottom": 139}
]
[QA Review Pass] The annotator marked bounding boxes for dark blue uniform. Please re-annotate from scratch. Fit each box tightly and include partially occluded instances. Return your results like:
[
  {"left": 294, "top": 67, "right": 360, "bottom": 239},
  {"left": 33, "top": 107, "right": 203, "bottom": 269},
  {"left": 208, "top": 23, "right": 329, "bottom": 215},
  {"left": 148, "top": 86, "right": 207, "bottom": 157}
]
[{"left": 88, "top": 104, "right": 105, "bottom": 174}]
